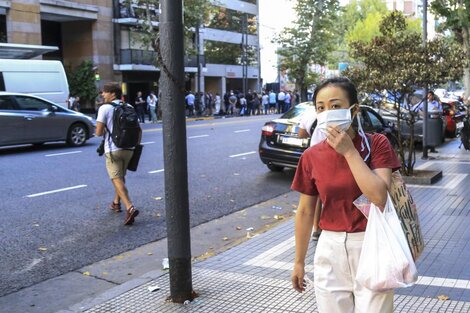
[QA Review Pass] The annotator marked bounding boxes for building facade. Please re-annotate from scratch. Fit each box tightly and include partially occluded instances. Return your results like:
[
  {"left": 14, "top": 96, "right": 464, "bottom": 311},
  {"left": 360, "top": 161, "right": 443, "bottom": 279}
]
[{"left": 0, "top": 0, "right": 261, "bottom": 106}]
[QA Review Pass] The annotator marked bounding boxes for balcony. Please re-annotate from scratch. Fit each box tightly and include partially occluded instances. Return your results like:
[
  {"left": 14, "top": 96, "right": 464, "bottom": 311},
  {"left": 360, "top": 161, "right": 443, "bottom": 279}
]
[{"left": 119, "top": 49, "right": 205, "bottom": 68}]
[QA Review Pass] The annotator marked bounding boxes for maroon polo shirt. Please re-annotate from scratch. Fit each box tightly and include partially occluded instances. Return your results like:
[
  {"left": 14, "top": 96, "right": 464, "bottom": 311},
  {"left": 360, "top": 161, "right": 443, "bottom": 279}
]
[{"left": 291, "top": 133, "right": 401, "bottom": 232}]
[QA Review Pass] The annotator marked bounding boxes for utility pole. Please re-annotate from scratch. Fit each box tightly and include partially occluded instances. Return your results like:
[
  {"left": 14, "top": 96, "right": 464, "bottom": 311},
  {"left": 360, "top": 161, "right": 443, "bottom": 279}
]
[
  {"left": 422, "top": 0, "right": 429, "bottom": 159},
  {"left": 196, "top": 22, "right": 202, "bottom": 116},
  {"left": 159, "top": 0, "right": 193, "bottom": 303}
]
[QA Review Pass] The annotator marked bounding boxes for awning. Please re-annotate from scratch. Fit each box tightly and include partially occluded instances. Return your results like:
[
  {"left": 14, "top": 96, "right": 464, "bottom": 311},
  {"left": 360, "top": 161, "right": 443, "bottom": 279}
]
[{"left": 0, "top": 43, "right": 59, "bottom": 59}]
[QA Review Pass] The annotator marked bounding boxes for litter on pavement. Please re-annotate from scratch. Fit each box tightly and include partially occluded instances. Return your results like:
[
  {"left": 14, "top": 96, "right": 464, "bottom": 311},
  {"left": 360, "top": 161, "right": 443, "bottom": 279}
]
[{"left": 162, "top": 258, "right": 169, "bottom": 270}]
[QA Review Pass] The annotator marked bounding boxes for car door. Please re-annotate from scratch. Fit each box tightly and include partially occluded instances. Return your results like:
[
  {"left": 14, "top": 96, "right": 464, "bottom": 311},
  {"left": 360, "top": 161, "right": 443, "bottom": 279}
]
[
  {"left": 14, "top": 95, "right": 64, "bottom": 142},
  {"left": 0, "top": 95, "right": 25, "bottom": 145},
  {"left": 361, "top": 107, "right": 385, "bottom": 133}
]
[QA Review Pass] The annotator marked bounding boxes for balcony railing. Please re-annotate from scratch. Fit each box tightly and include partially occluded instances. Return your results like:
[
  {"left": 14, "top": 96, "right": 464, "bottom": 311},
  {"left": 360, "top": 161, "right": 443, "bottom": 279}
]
[{"left": 119, "top": 49, "right": 205, "bottom": 68}]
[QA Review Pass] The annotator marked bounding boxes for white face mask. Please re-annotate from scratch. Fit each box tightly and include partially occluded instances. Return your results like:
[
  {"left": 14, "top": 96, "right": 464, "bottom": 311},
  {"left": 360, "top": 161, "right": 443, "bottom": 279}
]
[{"left": 310, "top": 105, "right": 371, "bottom": 162}]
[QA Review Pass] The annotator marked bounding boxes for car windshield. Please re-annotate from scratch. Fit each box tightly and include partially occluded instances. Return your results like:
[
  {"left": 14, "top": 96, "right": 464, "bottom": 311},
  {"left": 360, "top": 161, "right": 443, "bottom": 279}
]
[{"left": 280, "top": 103, "right": 314, "bottom": 120}]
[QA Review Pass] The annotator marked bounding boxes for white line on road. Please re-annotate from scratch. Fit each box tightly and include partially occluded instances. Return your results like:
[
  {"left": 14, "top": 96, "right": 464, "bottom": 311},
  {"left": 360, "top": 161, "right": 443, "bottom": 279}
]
[
  {"left": 149, "top": 169, "right": 165, "bottom": 174},
  {"left": 25, "top": 185, "right": 87, "bottom": 198},
  {"left": 188, "top": 134, "right": 209, "bottom": 139},
  {"left": 234, "top": 129, "right": 251, "bottom": 133},
  {"left": 141, "top": 141, "right": 155, "bottom": 145},
  {"left": 45, "top": 151, "right": 82, "bottom": 157},
  {"left": 229, "top": 151, "right": 256, "bottom": 158}
]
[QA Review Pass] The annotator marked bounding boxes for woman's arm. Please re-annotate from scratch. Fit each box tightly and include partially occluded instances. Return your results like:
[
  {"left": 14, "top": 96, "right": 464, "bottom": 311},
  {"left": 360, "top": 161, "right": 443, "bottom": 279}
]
[{"left": 292, "top": 193, "right": 318, "bottom": 292}]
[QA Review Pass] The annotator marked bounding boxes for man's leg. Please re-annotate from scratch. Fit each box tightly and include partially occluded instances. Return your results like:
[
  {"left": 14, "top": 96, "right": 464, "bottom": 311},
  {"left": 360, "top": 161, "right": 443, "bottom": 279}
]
[{"left": 111, "top": 177, "right": 132, "bottom": 210}]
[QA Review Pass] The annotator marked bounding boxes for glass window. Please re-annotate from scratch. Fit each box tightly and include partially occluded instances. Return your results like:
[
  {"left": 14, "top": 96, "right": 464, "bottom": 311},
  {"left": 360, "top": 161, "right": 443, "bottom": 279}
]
[
  {"left": 367, "top": 110, "right": 384, "bottom": 130},
  {"left": 15, "top": 96, "right": 50, "bottom": 111},
  {"left": 0, "top": 96, "right": 15, "bottom": 110},
  {"left": 0, "top": 15, "right": 6, "bottom": 43}
]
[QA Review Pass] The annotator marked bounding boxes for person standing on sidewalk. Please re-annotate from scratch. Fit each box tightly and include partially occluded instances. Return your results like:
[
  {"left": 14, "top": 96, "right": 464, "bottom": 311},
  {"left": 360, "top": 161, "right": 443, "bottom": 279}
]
[
  {"left": 291, "top": 77, "right": 401, "bottom": 312},
  {"left": 215, "top": 92, "right": 222, "bottom": 115},
  {"left": 134, "top": 91, "right": 146, "bottom": 123},
  {"left": 269, "top": 90, "right": 277, "bottom": 114},
  {"left": 262, "top": 92, "right": 269, "bottom": 115},
  {"left": 96, "top": 82, "right": 140, "bottom": 226},
  {"left": 147, "top": 91, "right": 158, "bottom": 123}
]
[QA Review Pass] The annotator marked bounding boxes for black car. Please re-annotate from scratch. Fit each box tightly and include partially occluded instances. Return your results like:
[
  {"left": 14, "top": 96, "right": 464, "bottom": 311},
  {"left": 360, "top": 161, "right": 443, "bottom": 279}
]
[{"left": 259, "top": 102, "right": 397, "bottom": 171}]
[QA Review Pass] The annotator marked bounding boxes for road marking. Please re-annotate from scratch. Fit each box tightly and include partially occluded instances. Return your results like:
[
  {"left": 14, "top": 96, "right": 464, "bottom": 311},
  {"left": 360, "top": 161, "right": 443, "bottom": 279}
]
[
  {"left": 188, "top": 134, "right": 209, "bottom": 139},
  {"left": 25, "top": 185, "right": 87, "bottom": 198},
  {"left": 149, "top": 169, "right": 165, "bottom": 174},
  {"left": 141, "top": 141, "right": 155, "bottom": 145},
  {"left": 229, "top": 151, "right": 256, "bottom": 158},
  {"left": 234, "top": 129, "right": 250, "bottom": 133},
  {"left": 45, "top": 151, "right": 82, "bottom": 157},
  {"left": 244, "top": 236, "right": 470, "bottom": 290}
]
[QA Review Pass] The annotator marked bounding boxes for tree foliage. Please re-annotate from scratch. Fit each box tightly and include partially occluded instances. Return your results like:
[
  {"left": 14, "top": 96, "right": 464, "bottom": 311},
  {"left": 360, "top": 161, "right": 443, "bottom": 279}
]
[
  {"left": 65, "top": 60, "right": 97, "bottom": 109},
  {"left": 345, "top": 11, "right": 466, "bottom": 175},
  {"left": 275, "top": 0, "right": 339, "bottom": 100},
  {"left": 431, "top": 0, "right": 470, "bottom": 99}
]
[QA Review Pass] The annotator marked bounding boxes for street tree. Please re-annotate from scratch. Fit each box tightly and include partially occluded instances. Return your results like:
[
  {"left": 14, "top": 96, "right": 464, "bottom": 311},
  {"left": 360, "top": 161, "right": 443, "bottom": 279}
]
[
  {"left": 431, "top": 0, "right": 470, "bottom": 100},
  {"left": 345, "top": 11, "right": 465, "bottom": 175},
  {"left": 275, "top": 0, "right": 339, "bottom": 100}
]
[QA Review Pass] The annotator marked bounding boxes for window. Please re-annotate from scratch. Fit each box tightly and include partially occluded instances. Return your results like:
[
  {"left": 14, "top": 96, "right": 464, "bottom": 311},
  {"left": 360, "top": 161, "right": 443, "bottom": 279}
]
[
  {"left": 15, "top": 96, "right": 50, "bottom": 111},
  {"left": 0, "top": 96, "right": 15, "bottom": 110},
  {"left": 0, "top": 14, "right": 6, "bottom": 43},
  {"left": 367, "top": 110, "right": 385, "bottom": 131}
]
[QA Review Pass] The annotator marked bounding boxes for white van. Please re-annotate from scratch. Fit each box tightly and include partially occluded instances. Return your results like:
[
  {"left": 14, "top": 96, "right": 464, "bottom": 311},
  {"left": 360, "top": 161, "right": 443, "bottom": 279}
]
[{"left": 0, "top": 59, "right": 69, "bottom": 106}]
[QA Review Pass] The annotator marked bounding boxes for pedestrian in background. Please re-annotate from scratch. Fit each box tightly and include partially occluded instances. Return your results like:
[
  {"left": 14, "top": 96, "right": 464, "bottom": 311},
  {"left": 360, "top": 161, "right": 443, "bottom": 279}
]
[
  {"left": 268, "top": 90, "right": 277, "bottom": 114},
  {"left": 95, "top": 91, "right": 104, "bottom": 119},
  {"left": 147, "top": 91, "right": 158, "bottom": 123},
  {"left": 291, "top": 77, "right": 401, "bottom": 312},
  {"left": 215, "top": 92, "right": 222, "bottom": 115},
  {"left": 95, "top": 82, "right": 141, "bottom": 226},
  {"left": 262, "top": 92, "right": 269, "bottom": 115},
  {"left": 284, "top": 91, "right": 292, "bottom": 112},
  {"left": 228, "top": 91, "right": 237, "bottom": 115},
  {"left": 134, "top": 91, "right": 146, "bottom": 123},
  {"left": 66, "top": 94, "right": 75, "bottom": 110},
  {"left": 71, "top": 96, "right": 81, "bottom": 112},
  {"left": 223, "top": 91, "right": 230, "bottom": 114},
  {"left": 239, "top": 94, "right": 247, "bottom": 116},
  {"left": 246, "top": 89, "right": 254, "bottom": 116},
  {"left": 253, "top": 91, "right": 261, "bottom": 115},
  {"left": 277, "top": 90, "right": 286, "bottom": 113},
  {"left": 185, "top": 91, "right": 195, "bottom": 116}
]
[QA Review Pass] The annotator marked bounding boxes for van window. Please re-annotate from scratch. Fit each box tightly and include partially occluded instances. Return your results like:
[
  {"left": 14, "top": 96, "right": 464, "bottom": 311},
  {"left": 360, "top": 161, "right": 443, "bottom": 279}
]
[
  {"left": 15, "top": 96, "right": 50, "bottom": 111},
  {"left": 0, "top": 96, "right": 15, "bottom": 110}
]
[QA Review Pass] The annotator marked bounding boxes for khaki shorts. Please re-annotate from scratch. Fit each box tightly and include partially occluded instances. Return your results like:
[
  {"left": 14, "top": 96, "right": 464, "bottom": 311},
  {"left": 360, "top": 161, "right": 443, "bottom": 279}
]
[{"left": 105, "top": 150, "right": 134, "bottom": 179}]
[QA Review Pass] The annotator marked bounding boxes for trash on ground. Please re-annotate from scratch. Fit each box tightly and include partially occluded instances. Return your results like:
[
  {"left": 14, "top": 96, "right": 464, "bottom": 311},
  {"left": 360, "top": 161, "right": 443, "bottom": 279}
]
[
  {"left": 272, "top": 205, "right": 283, "bottom": 210},
  {"left": 156, "top": 213, "right": 161, "bottom": 218},
  {"left": 184, "top": 300, "right": 191, "bottom": 305},
  {"left": 246, "top": 227, "right": 256, "bottom": 238},
  {"left": 230, "top": 199, "right": 235, "bottom": 202},
  {"left": 38, "top": 247, "right": 48, "bottom": 252},
  {"left": 147, "top": 252, "right": 153, "bottom": 256},
  {"left": 162, "top": 258, "right": 169, "bottom": 270},
  {"left": 153, "top": 197, "right": 163, "bottom": 201},
  {"left": 274, "top": 214, "right": 284, "bottom": 220},
  {"left": 83, "top": 271, "right": 90, "bottom": 276},
  {"left": 222, "top": 237, "right": 229, "bottom": 241},
  {"left": 437, "top": 295, "right": 450, "bottom": 301},
  {"left": 148, "top": 285, "right": 161, "bottom": 292},
  {"left": 233, "top": 173, "right": 240, "bottom": 176},
  {"left": 32, "top": 223, "right": 40, "bottom": 227},
  {"left": 236, "top": 226, "right": 242, "bottom": 230}
]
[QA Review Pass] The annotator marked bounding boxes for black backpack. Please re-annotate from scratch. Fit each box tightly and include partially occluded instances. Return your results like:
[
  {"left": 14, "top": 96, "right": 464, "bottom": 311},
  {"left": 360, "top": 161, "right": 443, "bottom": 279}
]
[{"left": 109, "top": 102, "right": 141, "bottom": 148}]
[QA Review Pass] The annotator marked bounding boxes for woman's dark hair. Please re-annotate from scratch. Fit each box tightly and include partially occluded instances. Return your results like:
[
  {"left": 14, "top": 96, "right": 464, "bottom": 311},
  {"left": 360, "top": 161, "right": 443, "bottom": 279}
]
[
  {"left": 103, "top": 82, "right": 122, "bottom": 99},
  {"left": 313, "top": 77, "right": 359, "bottom": 107}
]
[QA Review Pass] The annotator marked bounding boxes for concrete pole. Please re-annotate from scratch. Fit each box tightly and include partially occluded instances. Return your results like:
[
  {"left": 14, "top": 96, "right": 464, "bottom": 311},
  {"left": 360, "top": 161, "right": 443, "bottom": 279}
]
[
  {"left": 159, "top": 0, "right": 193, "bottom": 303},
  {"left": 422, "top": 0, "right": 429, "bottom": 159}
]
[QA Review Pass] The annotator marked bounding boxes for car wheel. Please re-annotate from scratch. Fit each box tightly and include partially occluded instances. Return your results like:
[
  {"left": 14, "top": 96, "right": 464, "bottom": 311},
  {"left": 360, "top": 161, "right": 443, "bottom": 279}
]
[
  {"left": 267, "top": 163, "right": 284, "bottom": 172},
  {"left": 67, "top": 123, "right": 88, "bottom": 146}
]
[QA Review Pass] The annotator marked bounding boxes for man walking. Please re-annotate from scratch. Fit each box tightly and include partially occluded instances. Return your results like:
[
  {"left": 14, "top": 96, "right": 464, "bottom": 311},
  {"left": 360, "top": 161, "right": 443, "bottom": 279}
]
[
  {"left": 147, "top": 91, "right": 158, "bottom": 123},
  {"left": 185, "top": 91, "right": 195, "bottom": 116},
  {"left": 96, "top": 82, "right": 140, "bottom": 226}
]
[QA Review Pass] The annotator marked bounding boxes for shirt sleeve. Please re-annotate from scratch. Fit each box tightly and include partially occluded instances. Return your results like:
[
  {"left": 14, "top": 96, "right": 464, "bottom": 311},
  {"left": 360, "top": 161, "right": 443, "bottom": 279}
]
[
  {"left": 96, "top": 105, "right": 108, "bottom": 124},
  {"left": 291, "top": 153, "right": 318, "bottom": 196},
  {"left": 369, "top": 133, "right": 401, "bottom": 171}
]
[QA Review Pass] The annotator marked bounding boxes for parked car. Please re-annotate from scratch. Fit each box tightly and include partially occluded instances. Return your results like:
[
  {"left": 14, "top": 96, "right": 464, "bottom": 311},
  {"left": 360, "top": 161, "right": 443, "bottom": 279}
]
[
  {"left": 258, "top": 102, "right": 397, "bottom": 171},
  {"left": 0, "top": 92, "right": 95, "bottom": 147}
]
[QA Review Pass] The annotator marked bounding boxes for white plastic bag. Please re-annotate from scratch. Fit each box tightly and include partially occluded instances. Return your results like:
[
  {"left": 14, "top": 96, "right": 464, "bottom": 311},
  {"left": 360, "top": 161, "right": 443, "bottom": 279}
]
[{"left": 356, "top": 194, "right": 418, "bottom": 291}]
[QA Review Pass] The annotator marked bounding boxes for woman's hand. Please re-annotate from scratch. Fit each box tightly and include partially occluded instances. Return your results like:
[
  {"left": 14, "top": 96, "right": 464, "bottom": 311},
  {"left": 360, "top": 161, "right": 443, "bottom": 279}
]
[
  {"left": 292, "top": 262, "right": 306, "bottom": 293},
  {"left": 326, "top": 125, "right": 356, "bottom": 157}
]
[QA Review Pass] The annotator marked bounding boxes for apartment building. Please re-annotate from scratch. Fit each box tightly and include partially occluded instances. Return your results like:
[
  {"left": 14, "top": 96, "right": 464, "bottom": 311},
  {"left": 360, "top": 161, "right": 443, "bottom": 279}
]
[
  {"left": 0, "top": 0, "right": 261, "bottom": 105},
  {"left": 0, "top": 0, "right": 114, "bottom": 90},
  {"left": 114, "top": 0, "right": 261, "bottom": 101},
  {"left": 383, "top": 0, "right": 436, "bottom": 38}
]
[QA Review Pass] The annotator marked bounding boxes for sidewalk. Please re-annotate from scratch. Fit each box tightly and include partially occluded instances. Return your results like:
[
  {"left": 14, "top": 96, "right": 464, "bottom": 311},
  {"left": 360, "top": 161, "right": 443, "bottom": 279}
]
[{"left": 60, "top": 139, "right": 470, "bottom": 312}]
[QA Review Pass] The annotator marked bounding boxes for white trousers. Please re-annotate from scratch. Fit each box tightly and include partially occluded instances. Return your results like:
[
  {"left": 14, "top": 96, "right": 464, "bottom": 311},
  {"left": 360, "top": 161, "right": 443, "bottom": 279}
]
[{"left": 314, "top": 230, "right": 394, "bottom": 313}]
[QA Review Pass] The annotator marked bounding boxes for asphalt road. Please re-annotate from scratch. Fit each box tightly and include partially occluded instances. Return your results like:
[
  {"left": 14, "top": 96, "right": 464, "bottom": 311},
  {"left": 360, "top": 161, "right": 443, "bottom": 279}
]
[{"left": 0, "top": 115, "right": 297, "bottom": 297}]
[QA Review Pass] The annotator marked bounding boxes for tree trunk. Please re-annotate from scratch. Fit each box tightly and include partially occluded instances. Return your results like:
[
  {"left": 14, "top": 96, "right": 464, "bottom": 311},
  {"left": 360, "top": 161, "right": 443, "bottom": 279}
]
[{"left": 462, "top": 26, "right": 470, "bottom": 101}]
